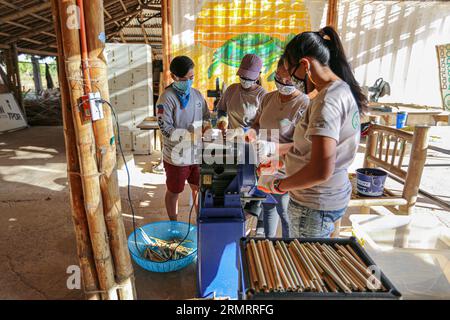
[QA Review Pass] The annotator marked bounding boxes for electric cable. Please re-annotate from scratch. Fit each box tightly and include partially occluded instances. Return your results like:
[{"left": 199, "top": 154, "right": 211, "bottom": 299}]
[{"left": 78, "top": 97, "right": 197, "bottom": 262}]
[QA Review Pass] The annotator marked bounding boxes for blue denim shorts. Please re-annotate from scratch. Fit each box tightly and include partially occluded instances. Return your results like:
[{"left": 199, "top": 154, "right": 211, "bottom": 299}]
[{"left": 288, "top": 200, "right": 347, "bottom": 238}]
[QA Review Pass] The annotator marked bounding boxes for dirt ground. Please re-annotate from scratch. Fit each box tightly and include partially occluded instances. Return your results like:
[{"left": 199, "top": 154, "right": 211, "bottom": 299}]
[{"left": 0, "top": 126, "right": 449, "bottom": 299}]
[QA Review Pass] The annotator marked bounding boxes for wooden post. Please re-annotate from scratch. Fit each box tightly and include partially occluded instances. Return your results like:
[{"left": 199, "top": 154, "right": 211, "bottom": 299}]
[
  {"left": 31, "top": 56, "right": 43, "bottom": 93},
  {"left": 161, "top": 0, "right": 172, "bottom": 88},
  {"left": 50, "top": 0, "right": 100, "bottom": 300},
  {"left": 326, "top": 0, "right": 338, "bottom": 29},
  {"left": 399, "top": 126, "right": 430, "bottom": 215},
  {"left": 4, "top": 44, "right": 26, "bottom": 120},
  {"left": 83, "top": 0, "right": 135, "bottom": 300},
  {"left": 58, "top": 0, "right": 118, "bottom": 300}
]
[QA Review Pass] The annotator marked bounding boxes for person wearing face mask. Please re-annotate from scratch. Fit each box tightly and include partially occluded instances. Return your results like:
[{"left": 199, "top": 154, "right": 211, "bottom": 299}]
[
  {"left": 257, "top": 26, "right": 367, "bottom": 238},
  {"left": 156, "top": 56, "right": 211, "bottom": 221},
  {"left": 250, "top": 56, "right": 309, "bottom": 238},
  {"left": 216, "top": 54, "right": 267, "bottom": 134}
]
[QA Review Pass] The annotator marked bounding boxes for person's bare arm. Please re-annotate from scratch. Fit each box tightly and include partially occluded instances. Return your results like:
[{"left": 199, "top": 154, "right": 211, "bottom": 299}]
[{"left": 278, "top": 136, "right": 336, "bottom": 191}]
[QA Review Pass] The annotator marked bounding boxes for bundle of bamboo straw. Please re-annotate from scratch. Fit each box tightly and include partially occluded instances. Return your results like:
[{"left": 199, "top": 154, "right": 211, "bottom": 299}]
[
  {"left": 245, "top": 239, "right": 386, "bottom": 294},
  {"left": 143, "top": 237, "right": 194, "bottom": 262}
]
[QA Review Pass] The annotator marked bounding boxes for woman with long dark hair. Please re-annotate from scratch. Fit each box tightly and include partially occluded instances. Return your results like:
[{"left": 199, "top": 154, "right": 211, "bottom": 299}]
[{"left": 257, "top": 26, "right": 367, "bottom": 238}]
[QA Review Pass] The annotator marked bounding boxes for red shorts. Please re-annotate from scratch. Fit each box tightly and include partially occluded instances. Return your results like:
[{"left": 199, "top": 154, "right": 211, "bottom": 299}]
[{"left": 163, "top": 161, "right": 200, "bottom": 194}]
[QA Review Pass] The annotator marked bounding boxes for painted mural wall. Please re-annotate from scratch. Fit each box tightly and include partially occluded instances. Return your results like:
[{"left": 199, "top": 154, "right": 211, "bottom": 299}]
[
  {"left": 171, "top": 0, "right": 449, "bottom": 108},
  {"left": 171, "top": 0, "right": 327, "bottom": 97}
]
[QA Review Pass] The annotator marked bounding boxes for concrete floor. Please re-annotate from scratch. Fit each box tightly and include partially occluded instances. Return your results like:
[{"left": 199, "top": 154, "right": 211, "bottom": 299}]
[{"left": 0, "top": 126, "right": 449, "bottom": 299}]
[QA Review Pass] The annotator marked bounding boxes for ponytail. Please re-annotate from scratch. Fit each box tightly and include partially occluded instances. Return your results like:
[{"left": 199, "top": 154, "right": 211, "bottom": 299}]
[{"left": 284, "top": 26, "right": 367, "bottom": 113}]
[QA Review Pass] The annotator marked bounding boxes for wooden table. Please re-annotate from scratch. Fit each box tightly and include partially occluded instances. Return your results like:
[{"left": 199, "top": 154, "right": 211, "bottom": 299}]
[
  {"left": 366, "top": 106, "right": 449, "bottom": 127},
  {"left": 137, "top": 117, "right": 161, "bottom": 151}
]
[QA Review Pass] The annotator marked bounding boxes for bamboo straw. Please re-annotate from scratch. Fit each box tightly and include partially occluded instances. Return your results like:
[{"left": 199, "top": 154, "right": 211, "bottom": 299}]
[
  {"left": 300, "top": 244, "right": 326, "bottom": 288},
  {"left": 323, "top": 274, "right": 339, "bottom": 293},
  {"left": 265, "top": 240, "right": 283, "bottom": 292},
  {"left": 291, "top": 241, "right": 318, "bottom": 284},
  {"left": 318, "top": 245, "right": 353, "bottom": 288},
  {"left": 257, "top": 240, "right": 273, "bottom": 291},
  {"left": 250, "top": 239, "right": 267, "bottom": 290},
  {"left": 246, "top": 244, "right": 258, "bottom": 290},
  {"left": 269, "top": 241, "right": 290, "bottom": 291},
  {"left": 288, "top": 245, "right": 310, "bottom": 291},
  {"left": 280, "top": 241, "right": 304, "bottom": 290},
  {"left": 274, "top": 247, "right": 293, "bottom": 291},
  {"left": 322, "top": 244, "right": 366, "bottom": 291},
  {"left": 276, "top": 241, "right": 300, "bottom": 290},
  {"left": 260, "top": 241, "right": 276, "bottom": 291},
  {"left": 345, "top": 244, "right": 367, "bottom": 266},
  {"left": 340, "top": 255, "right": 372, "bottom": 288}
]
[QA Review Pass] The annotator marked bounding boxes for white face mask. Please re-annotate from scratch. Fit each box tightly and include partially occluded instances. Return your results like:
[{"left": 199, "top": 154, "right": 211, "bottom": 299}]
[
  {"left": 275, "top": 81, "right": 297, "bottom": 96},
  {"left": 240, "top": 77, "right": 256, "bottom": 89}
]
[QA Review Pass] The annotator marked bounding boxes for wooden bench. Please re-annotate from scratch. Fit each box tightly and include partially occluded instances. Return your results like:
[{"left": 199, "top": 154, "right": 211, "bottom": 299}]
[{"left": 348, "top": 124, "right": 430, "bottom": 215}]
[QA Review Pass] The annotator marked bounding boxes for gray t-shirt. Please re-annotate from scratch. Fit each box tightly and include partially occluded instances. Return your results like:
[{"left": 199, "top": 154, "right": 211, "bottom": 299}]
[
  {"left": 285, "top": 80, "right": 360, "bottom": 210},
  {"left": 156, "top": 87, "right": 210, "bottom": 166},
  {"left": 217, "top": 83, "right": 266, "bottom": 129},
  {"left": 258, "top": 91, "right": 309, "bottom": 143}
]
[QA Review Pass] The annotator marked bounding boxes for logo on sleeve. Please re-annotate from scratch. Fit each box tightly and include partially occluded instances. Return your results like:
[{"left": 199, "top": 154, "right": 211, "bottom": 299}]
[
  {"left": 157, "top": 104, "right": 164, "bottom": 114},
  {"left": 352, "top": 111, "right": 360, "bottom": 129}
]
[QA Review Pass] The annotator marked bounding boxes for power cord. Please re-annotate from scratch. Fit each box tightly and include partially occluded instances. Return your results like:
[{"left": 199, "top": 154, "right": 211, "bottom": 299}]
[{"left": 79, "top": 97, "right": 196, "bottom": 262}]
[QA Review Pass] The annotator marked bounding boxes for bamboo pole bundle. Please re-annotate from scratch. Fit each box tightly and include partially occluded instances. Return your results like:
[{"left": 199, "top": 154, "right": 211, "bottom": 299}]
[
  {"left": 83, "top": 0, "right": 135, "bottom": 300},
  {"left": 50, "top": 0, "right": 100, "bottom": 300},
  {"left": 58, "top": 0, "right": 117, "bottom": 300}
]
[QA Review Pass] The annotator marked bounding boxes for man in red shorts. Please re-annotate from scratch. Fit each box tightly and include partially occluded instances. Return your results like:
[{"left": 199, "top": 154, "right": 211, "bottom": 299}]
[{"left": 156, "top": 56, "right": 210, "bottom": 220}]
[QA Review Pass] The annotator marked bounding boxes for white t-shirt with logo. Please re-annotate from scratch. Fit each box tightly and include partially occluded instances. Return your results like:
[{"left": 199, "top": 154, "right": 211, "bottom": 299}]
[
  {"left": 217, "top": 83, "right": 267, "bottom": 129},
  {"left": 285, "top": 79, "right": 360, "bottom": 210},
  {"left": 258, "top": 91, "right": 309, "bottom": 143}
]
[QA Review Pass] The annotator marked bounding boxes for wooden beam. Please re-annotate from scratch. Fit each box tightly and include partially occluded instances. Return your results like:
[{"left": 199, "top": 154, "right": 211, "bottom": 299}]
[
  {"left": 0, "top": 1, "right": 52, "bottom": 23},
  {"left": 105, "top": 8, "right": 140, "bottom": 26},
  {"left": 17, "top": 47, "right": 57, "bottom": 56},
  {"left": 326, "top": 0, "right": 338, "bottom": 29},
  {"left": 5, "top": 25, "right": 54, "bottom": 44},
  {"left": 21, "top": 38, "right": 46, "bottom": 45},
  {"left": 4, "top": 21, "right": 32, "bottom": 30},
  {"left": 140, "top": 13, "right": 148, "bottom": 44},
  {"left": 119, "top": 0, "right": 128, "bottom": 13}
]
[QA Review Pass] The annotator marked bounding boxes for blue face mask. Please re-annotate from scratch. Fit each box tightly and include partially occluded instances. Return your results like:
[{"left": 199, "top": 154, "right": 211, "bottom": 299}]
[{"left": 173, "top": 79, "right": 193, "bottom": 94}]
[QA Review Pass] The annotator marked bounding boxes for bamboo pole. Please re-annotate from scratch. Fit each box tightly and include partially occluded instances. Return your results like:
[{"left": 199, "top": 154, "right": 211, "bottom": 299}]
[
  {"left": 326, "top": 0, "right": 338, "bottom": 29},
  {"left": 161, "top": 0, "right": 172, "bottom": 88},
  {"left": 59, "top": 0, "right": 117, "bottom": 300},
  {"left": 400, "top": 126, "right": 430, "bottom": 214},
  {"left": 50, "top": 0, "right": 100, "bottom": 300},
  {"left": 83, "top": 0, "right": 135, "bottom": 300}
]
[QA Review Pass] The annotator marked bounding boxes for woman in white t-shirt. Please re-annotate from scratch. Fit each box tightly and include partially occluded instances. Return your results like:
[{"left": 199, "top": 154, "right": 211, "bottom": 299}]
[
  {"left": 250, "top": 56, "right": 309, "bottom": 238},
  {"left": 257, "top": 26, "right": 367, "bottom": 238}
]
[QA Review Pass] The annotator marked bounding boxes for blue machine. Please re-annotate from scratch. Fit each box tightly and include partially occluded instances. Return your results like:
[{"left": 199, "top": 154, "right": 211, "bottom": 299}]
[{"left": 196, "top": 142, "right": 274, "bottom": 299}]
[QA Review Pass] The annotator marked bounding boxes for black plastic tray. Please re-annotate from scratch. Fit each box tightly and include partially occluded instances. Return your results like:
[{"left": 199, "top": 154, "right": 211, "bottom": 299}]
[{"left": 239, "top": 237, "right": 402, "bottom": 300}]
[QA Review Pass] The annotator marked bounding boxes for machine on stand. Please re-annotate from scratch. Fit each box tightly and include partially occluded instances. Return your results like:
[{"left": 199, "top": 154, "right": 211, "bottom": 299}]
[{"left": 196, "top": 140, "right": 275, "bottom": 299}]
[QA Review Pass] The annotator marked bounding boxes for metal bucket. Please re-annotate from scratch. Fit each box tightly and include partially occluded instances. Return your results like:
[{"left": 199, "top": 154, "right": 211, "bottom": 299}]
[{"left": 356, "top": 168, "right": 388, "bottom": 197}]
